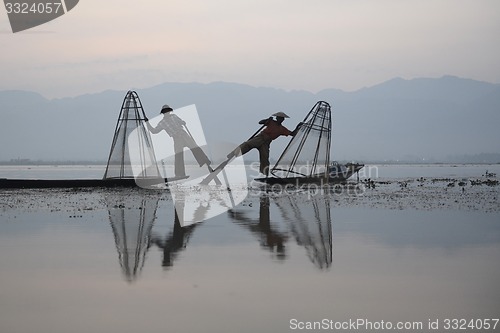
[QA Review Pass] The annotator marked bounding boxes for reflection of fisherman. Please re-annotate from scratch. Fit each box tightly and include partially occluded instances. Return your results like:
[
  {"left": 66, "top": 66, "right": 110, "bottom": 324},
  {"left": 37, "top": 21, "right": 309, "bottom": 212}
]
[
  {"left": 228, "top": 112, "right": 302, "bottom": 177},
  {"left": 228, "top": 195, "right": 287, "bottom": 259},
  {"left": 150, "top": 200, "right": 201, "bottom": 268},
  {"left": 160, "top": 214, "right": 199, "bottom": 268},
  {"left": 146, "top": 104, "right": 211, "bottom": 178}
]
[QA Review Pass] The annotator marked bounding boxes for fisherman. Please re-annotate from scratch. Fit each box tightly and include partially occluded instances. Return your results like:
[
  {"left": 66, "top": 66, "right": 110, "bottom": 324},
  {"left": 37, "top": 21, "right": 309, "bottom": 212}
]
[
  {"left": 145, "top": 104, "right": 211, "bottom": 179},
  {"left": 228, "top": 112, "right": 302, "bottom": 177}
]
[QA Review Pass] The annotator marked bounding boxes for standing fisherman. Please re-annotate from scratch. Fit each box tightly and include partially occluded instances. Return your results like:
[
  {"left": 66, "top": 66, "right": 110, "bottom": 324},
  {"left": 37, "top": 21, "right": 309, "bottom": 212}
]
[{"left": 146, "top": 104, "right": 211, "bottom": 179}]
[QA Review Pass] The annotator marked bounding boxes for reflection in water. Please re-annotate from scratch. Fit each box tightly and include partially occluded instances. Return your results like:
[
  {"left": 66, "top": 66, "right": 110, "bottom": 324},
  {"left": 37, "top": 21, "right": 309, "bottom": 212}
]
[
  {"left": 169, "top": 184, "right": 247, "bottom": 227},
  {"left": 228, "top": 193, "right": 333, "bottom": 269},
  {"left": 151, "top": 200, "right": 202, "bottom": 268},
  {"left": 105, "top": 189, "right": 333, "bottom": 281},
  {"left": 229, "top": 195, "right": 288, "bottom": 260},
  {"left": 2, "top": 185, "right": 499, "bottom": 333},
  {"left": 106, "top": 192, "right": 160, "bottom": 282},
  {"left": 275, "top": 194, "right": 332, "bottom": 269}
]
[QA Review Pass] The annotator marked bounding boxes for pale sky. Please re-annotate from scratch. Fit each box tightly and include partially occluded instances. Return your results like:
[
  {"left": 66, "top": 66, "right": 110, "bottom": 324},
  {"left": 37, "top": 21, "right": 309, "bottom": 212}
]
[{"left": 1, "top": 0, "right": 499, "bottom": 98}]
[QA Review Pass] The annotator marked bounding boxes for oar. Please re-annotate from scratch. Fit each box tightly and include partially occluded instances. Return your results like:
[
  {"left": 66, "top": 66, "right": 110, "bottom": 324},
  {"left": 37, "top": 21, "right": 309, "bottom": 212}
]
[{"left": 200, "top": 124, "right": 265, "bottom": 185}]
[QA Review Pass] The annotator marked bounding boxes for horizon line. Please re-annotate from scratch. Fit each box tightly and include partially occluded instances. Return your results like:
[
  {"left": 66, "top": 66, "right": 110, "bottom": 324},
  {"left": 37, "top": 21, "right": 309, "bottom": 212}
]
[{"left": 1, "top": 74, "right": 499, "bottom": 101}]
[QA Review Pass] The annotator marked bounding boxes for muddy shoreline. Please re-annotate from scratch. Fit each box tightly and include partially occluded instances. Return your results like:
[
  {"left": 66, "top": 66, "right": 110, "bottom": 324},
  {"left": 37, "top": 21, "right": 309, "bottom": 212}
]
[{"left": 1, "top": 176, "right": 498, "bottom": 215}]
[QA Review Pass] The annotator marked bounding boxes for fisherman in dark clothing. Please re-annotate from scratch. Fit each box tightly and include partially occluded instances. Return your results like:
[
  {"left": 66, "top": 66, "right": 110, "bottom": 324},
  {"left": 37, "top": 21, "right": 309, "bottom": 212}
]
[{"left": 228, "top": 112, "right": 302, "bottom": 177}]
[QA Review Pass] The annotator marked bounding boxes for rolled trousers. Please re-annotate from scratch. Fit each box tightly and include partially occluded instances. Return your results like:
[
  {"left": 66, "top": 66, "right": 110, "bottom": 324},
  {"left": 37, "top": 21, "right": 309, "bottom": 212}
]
[
  {"left": 173, "top": 133, "right": 211, "bottom": 177},
  {"left": 235, "top": 133, "right": 272, "bottom": 175}
]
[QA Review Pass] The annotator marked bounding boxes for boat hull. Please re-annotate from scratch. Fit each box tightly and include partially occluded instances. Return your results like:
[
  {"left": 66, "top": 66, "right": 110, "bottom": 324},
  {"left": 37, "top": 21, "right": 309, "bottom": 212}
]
[
  {"left": 256, "top": 163, "right": 364, "bottom": 185},
  {"left": 0, "top": 178, "right": 163, "bottom": 189}
]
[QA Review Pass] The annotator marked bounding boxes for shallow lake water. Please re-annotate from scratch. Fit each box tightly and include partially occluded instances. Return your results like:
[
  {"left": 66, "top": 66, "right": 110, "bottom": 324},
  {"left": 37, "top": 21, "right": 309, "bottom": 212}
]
[{"left": 1, "top": 165, "right": 499, "bottom": 333}]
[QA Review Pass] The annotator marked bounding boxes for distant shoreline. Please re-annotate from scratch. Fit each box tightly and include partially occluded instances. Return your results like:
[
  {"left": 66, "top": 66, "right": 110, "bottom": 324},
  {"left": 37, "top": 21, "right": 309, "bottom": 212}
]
[
  {"left": 0, "top": 160, "right": 108, "bottom": 166},
  {"left": 1, "top": 160, "right": 499, "bottom": 166}
]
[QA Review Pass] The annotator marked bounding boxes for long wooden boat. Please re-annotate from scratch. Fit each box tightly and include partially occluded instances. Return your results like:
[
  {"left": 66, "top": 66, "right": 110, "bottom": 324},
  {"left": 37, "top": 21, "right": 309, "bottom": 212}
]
[
  {"left": 0, "top": 177, "right": 179, "bottom": 189},
  {"left": 255, "top": 162, "right": 364, "bottom": 185},
  {"left": 0, "top": 178, "right": 139, "bottom": 189}
]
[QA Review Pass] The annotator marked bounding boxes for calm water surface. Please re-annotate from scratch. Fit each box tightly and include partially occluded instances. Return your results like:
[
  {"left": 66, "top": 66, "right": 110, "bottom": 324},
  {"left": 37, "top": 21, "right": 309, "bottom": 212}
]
[
  {"left": 1, "top": 165, "right": 499, "bottom": 333},
  {"left": 1, "top": 163, "right": 499, "bottom": 180}
]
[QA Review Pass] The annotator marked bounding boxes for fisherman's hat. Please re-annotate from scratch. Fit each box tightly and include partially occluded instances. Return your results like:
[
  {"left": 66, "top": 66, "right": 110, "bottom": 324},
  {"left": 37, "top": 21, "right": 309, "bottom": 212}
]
[
  {"left": 272, "top": 112, "right": 290, "bottom": 118},
  {"left": 160, "top": 104, "right": 173, "bottom": 113}
]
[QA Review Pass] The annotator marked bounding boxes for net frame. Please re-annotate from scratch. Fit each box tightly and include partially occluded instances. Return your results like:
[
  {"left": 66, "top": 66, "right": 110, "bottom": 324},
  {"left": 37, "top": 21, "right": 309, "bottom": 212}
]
[
  {"left": 271, "top": 101, "right": 332, "bottom": 178},
  {"left": 103, "top": 91, "right": 160, "bottom": 180}
]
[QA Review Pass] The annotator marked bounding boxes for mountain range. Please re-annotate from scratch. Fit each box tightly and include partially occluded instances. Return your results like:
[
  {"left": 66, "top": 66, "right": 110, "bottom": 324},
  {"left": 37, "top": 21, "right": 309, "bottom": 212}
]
[{"left": 1, "top": 75, "right": 499, "bottom": 163}]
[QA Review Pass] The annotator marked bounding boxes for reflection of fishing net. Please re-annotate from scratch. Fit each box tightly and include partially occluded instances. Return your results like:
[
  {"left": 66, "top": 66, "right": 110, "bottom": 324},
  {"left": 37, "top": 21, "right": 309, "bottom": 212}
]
[
  {"left": 106, "top": 192, "right": 160, "bottom": 282},
  {"left": 275, "top": 195, "right": 332, "bottom": 269},
  {"left": 271, "top": 101, "right": 331, "bottom": 178},
  {"left": 104, "top": 91, "right": 161, "bottom": 180}
]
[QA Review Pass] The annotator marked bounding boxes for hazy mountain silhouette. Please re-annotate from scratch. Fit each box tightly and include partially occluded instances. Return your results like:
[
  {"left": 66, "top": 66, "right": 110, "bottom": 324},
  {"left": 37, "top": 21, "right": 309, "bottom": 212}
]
[{"left": 1, "top": 76, "right": 499, "bottom": 162}]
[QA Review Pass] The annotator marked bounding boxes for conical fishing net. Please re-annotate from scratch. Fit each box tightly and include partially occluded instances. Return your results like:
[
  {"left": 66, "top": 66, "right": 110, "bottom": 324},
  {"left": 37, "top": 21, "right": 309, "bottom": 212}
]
[
  {"left": 104, "top": 91, "right": 161, "bottom": 180},
  {"left": 271, "top": 101, "right": 331, "bottom": 178}
]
